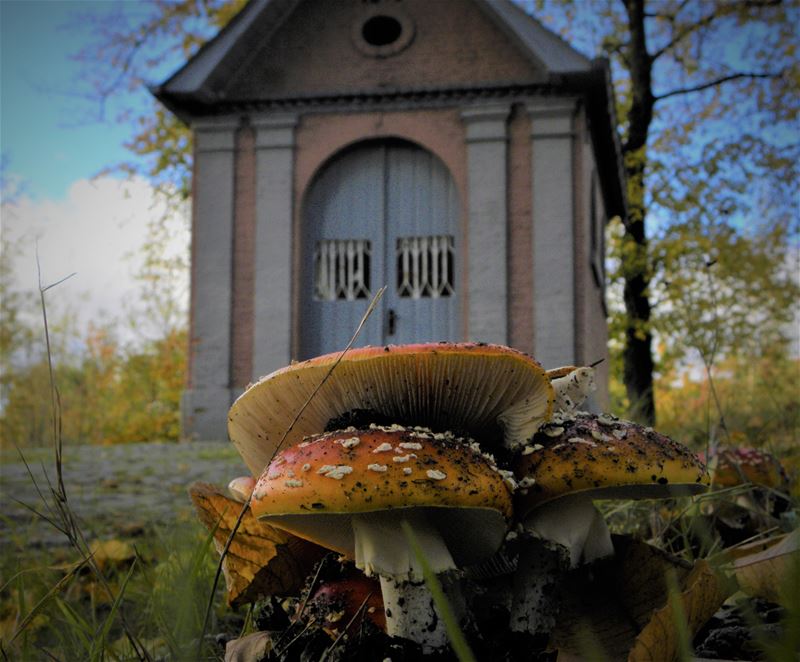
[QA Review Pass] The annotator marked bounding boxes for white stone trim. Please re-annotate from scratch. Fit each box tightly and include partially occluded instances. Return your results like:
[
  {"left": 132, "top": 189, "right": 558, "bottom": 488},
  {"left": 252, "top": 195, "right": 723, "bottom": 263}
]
[
  {"left": 529, "top": 99, "right": 577, "bottom": 367},
  {"left": 253, "top": 113, "right": 298, "bottom": 377},
  {"left": 193, "top": 117, "right": 240, "bottom": 152},
  {"left": 252, "top": 114, "right": 298, "bottom": 149},
  {"left": 461, "top": 103, "right": 510, "bottom": 344},
  {"left": 187, "top": 118, "right": 238, "bottom": 440}
]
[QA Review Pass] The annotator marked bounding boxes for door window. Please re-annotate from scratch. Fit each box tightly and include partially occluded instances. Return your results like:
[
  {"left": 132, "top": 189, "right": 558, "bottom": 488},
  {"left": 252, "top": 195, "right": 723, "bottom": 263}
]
[
  {"left": 396, "top": 235, "right": 454, "bottom": 299},
  {"left": 313, "top": 239, "right": 372, "bottom": 301}
]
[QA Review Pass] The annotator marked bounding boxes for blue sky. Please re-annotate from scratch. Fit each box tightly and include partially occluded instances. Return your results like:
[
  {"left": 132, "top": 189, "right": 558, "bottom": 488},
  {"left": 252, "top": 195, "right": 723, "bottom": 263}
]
[
  {"left": 1, "top": 1, "right": 188, "bottom": 341},
  {"left": 1, "top": 0, "right": 179, "bottom": 200},
  {"left": 3, "top": 1, "right": 120, "bottom": 199}
]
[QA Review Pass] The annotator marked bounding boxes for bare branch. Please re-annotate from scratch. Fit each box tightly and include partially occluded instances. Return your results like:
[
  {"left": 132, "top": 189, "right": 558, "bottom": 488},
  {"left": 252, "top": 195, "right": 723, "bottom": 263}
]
[
  {"left": 650, "top": 10, "right": 718, "bottom": 61},
  {"left": 654, "top": 71, "right": 782, "bottom": 101}
]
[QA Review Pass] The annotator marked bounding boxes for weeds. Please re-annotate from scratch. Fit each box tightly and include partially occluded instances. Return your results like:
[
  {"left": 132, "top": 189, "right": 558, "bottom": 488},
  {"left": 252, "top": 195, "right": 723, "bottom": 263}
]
[{"left": 1, "top": 267, "right": 797, "bottom": 661}]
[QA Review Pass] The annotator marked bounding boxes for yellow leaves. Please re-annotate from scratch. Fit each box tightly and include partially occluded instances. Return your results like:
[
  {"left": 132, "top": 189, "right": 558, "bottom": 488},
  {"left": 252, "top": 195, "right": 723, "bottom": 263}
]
[
  {"left": 730, "top": 529, "right": 800, "bottom": 605},
  {"left": 628, "top": 560, "right": 728, "bottom": 662},
  {"left": 88, "top": 539, "right": 136, "bottom": 571},
  {"left": 553, "top": 536, "right": 730, "bottom": 661},
  {"left": 188, "top": 482, "right": 328, "bottom": 606}
]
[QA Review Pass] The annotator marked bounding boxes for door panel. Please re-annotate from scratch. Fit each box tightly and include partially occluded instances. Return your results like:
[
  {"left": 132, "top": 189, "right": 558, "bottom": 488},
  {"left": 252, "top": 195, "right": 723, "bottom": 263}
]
[
  {"left": 384, "top": 143, "right": 460, "bottom": 344},
  {"left": 300, "top": 140, "right": 460, "bottom": 359}
]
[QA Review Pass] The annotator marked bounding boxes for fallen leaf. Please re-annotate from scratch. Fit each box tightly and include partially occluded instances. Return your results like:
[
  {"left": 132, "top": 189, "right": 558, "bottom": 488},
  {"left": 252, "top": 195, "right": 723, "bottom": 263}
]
[
  {"left": 553, "top": 535, "right": 728, "bottom": 661},
  {"left": 628, "top": 559, "right": 728, "bottom": 662},
  {"left": 224, "top": 631, "right": 272, "bottom": 662},
  {"left": 715, "top": 532, "right": 789, "bottom": 562},
  {"left": 189, "top": 482, "right": 328, "bottom": 605},
  {"left": 89, "top": 539, "right": 136, "bottom": 570},
  {"left": 732, "top": 528, "right": 800, "bottom": 604}
]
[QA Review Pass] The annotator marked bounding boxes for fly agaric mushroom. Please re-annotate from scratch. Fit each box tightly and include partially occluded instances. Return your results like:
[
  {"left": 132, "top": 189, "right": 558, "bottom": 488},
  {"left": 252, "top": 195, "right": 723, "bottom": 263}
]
[
  {"left": 547, "top": 365, "right": 597, "bottom": 414},
  {"left": 228, "top": 475, "right": 256, "bottom": 503},
  {"left": 228, "top": 342, "right": 554, "bottom": 474},
  {"left": 509, "top": 413, "right": 709, "bottom": 636},
  {"left": 304, "top": 563, "right": 385, "bottom": 636},
  {"left": 250, "top": 426, "right": 514, "bottom": 651},
  {"left": 706, "top": 447, "right": 788, "bottom": 490}
]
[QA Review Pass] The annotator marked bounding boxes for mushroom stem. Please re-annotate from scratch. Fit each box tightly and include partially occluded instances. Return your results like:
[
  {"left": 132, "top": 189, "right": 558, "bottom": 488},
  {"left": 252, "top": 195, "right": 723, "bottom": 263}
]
[
  {"left": 510, "top": 496, "right": 614, "bottom": 636},
  {"left": 523, "top": 495, "right": 613, "bottom": 568},
  {"left": 378, "top": 576, "right": 449, "bottom": 650},
  {"left": 509, "top": 536, "right": 567, "bottom": 635},
  {"left": 351, "top": 510, "right": 462, "bottom": 650}
]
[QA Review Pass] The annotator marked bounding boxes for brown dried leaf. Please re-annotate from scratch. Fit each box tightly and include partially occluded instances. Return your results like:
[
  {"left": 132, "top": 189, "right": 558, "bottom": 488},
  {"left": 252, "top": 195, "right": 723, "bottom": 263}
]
[
  {"left": 553, "top": 536, "right": 727, "bottom": 660},
  {"left": 224, "top": 631, "right": 272, "bottom": 662},
  {"left": 628, "top": 559, "right": 728, "bottom": 662},
  {"left": 732, "top": 528, "right": 800, "bottom": 604},
  {"left": 189, "top": 482, "right": 328, "bottom": 605}
]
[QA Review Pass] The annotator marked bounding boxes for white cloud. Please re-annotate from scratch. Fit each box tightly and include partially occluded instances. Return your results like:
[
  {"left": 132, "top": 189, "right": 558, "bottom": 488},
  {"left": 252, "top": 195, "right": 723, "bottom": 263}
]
[{"left": 2, "top": 176, "right": 189, "bottom": 345}]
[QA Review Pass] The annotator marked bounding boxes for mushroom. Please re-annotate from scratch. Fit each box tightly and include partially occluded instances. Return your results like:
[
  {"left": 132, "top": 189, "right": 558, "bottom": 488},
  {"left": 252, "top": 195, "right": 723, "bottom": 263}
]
[
  {"left": 509, "top": 412, "right": 709, "bottom": 637},
  {"left": 706, "top": 446, "right": 788, "bottom": 491},
  {"left": 702, "top": 446, "right": 791, "bottom": 532},
  {"left": 228, "top": 342, "right": 554, "bottom": 475},
  {"left": 250, "top": 426, "right": 514, "bottom": 651},
  {"left": 227, "top": 475, "right": 256, "bottom": 503},
  {"left": 304, "top": 562, "right": 385, "bottom": 636},
  {"left": 546, "top": 365, "right": 597, "bottom": 414}
]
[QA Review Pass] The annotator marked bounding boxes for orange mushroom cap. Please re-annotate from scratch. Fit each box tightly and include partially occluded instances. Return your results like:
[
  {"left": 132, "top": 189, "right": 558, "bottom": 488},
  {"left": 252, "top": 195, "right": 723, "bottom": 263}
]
[
  {"left": 514, "top": 413, "right": 709, "bottom": 517},
  {"left": 229, "top": 342, "right": 553, "bottom": 475},
  {"left": 251, "top": 427, "right": 514, "bottom": 567}
]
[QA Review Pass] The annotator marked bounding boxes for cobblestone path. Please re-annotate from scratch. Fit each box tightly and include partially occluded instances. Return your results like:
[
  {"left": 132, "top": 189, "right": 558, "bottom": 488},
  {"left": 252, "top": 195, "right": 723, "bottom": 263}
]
[{"left": 1, "top": 441, "right": 247, "bottom": 547}]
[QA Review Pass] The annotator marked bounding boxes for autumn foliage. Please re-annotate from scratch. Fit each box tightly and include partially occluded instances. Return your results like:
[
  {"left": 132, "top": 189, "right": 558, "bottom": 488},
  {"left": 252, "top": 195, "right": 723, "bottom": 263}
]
[{"left": 0, "top": 325, "right": 186, "bottom": 447}]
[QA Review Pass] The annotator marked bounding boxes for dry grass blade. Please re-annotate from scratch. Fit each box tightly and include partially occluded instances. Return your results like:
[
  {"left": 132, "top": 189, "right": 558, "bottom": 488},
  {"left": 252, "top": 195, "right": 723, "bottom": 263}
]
[
  {"left": 16, "top": 262, "right": 153, "bottom": 662},
  {"left": 197, "top": 286, "right": 386, "bottom": 656}
]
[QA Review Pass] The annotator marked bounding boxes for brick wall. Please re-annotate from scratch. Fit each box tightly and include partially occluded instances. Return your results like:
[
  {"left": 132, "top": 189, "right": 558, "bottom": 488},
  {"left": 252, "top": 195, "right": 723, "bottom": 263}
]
[{"left": 226, "top": 0, "right": 542, "bottom": 100}]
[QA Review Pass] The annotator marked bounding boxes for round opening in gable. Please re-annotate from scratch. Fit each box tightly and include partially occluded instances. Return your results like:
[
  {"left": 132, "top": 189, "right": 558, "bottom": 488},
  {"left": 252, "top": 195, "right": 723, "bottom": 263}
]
[{"left": 361, "top": 15, "right": 403, "bottom": 47}]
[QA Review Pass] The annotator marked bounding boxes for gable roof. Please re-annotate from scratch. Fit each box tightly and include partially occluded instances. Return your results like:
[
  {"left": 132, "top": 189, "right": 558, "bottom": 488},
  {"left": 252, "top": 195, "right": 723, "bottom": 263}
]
[{"left": 152, "top": 0, "right": 626, "bottom": 219}]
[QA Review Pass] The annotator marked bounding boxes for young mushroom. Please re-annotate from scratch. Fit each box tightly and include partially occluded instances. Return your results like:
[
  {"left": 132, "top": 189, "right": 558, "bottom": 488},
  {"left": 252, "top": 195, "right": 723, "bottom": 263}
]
[
  {"left": 250, "top": 426, "right": 514, "bottom": 651},
  {"left": 509, "top": 413, "right": 709, "bottom": 637},
  {"left": 546, "top": 365, "right": 597, "bottom": 414},
  {"left": 227, "top": 475, "right": 256, "bottom": 503},
  {"left": 228, "top": 342, "right": 554, "bottom": 474}
]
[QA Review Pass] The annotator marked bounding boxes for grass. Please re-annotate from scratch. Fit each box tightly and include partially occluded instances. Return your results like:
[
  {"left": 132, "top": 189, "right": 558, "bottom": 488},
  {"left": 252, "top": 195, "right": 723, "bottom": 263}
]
[
  {"left": 2, "top": 280, "right": 797, "bottom": 660},
  {"left": 1, "top": 513, "right": 236, "bottom": 661}
]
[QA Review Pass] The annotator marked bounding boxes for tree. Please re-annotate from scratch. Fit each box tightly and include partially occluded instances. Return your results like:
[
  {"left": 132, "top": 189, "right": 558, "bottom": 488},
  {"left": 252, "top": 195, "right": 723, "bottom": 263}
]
[
  {"left": 531, "top": 0, "right": 799, "bottom": 423},
  {"left": 73, "top": 0, "right": 799, "bottom": 425}
]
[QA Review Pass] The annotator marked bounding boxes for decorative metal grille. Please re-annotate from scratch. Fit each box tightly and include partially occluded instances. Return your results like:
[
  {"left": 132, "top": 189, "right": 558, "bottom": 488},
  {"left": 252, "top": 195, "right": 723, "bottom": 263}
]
[
  {"left": 396, "top": 235, "right": 454, "bottom": 298},
  {"left": 314, "top": 239, "right": 371, "bottom": 301}
]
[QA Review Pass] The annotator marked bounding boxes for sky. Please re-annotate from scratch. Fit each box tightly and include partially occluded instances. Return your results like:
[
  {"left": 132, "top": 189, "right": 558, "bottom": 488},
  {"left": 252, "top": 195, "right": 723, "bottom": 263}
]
[{"left": 1, "top": 0, "right": 187, "bottom": 344}]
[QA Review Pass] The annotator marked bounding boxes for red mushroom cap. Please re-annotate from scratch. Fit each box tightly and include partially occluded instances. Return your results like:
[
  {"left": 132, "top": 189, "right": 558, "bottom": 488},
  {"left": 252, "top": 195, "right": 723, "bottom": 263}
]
[
  {"left": 250, "top": 427, "right": 514, "bottom": 567},
  {"left": 706, "top": 447, "right": 788, "bottom": 489}
]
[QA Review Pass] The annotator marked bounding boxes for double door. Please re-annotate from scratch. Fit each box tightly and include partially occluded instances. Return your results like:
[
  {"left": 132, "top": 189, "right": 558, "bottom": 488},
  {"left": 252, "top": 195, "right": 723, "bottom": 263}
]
[{"left": 300, "top": 139, "right": 460, "bottom": 358}]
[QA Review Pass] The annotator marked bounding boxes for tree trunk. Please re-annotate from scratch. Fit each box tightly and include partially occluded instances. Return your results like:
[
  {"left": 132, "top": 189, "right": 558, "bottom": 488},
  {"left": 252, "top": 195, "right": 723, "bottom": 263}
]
[{"left": 621, "top": 0, "right": 656, "bottom": 425}]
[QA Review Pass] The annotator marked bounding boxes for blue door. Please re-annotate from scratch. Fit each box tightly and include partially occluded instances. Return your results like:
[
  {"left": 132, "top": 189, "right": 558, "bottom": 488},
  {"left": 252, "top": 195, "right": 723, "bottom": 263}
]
[{"left": 300, "top": 139, "right": 460, "bottom": 358}]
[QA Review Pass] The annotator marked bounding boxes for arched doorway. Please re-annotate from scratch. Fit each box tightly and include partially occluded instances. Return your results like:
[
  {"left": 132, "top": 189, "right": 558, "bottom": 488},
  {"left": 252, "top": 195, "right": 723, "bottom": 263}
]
[{"left": 300, "top": 139, "right": 461, "bottom": 358}]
